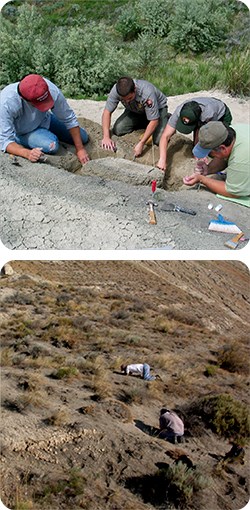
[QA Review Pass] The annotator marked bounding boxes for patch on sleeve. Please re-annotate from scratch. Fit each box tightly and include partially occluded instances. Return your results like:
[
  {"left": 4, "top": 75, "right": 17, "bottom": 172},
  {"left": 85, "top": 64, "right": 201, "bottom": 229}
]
[{"left": 146, "top": 99, "right": 153, "bottom": 108}]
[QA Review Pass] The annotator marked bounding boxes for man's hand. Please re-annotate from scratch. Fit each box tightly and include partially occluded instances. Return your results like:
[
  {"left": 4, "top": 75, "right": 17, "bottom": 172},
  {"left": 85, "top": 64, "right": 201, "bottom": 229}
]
[
  {"left": 101, "top": 137, "right": 116, "bottom": 152},
  {"left": 133, "top": 140, "right": 144, "bottom": 158},
  {"left": 156, "top": 157, "right": 166, "bottom": 172},
  {"left": 195, "top": 160, "right": 209, "bottom": 175},
  {"left": 183, "top": 173, "right": 200, "bottom": 186},
  {"left": 76, "top": 148, "right": 90, "bottom": 165},
  {"left": 28, "top": 148, "right": 44, "bottom": 162}
]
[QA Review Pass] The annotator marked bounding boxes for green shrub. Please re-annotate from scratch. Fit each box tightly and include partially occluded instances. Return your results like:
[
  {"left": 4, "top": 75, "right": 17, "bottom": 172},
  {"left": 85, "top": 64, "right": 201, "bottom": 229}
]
[
  {"left": 0, "top": 4, "right": 53, "bottom": 87},
  {"left": 115, "top": 5, "right": 141, "bottom": 41},
  {"left": 115, "top": 0, "right": 173, "bottom": 41},
  {"left": 204, "top": 365, "right": 217, "bottom": 377},
  {"left": 197, "top": 394, "right": 249, "bottom": 443},
  {"left": 52, "top": 366, "right": 79, "bottom": 379},
  {"left": 168, "top": 0, "right": 232, "bottom": 53},
  {"left": 51, "top": 22, "right": 131, "bottom": 96},
  {"left": 136, "top": 0, "right": 173, "bottom": 38},
  {"left": 163, "top": 462, "right": 209, "bottom": 508}
]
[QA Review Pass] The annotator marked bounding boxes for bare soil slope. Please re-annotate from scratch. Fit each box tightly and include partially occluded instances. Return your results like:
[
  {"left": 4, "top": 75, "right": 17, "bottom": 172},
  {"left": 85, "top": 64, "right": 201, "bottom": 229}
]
[{"left": 0, "top": 261, "right": 249, "bottom": 510}]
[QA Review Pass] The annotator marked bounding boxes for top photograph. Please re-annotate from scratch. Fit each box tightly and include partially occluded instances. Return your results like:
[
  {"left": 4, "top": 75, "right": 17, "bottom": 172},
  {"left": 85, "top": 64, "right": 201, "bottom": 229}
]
[{"left": 0, "top": 0, "right": 249, "bottom": 250}]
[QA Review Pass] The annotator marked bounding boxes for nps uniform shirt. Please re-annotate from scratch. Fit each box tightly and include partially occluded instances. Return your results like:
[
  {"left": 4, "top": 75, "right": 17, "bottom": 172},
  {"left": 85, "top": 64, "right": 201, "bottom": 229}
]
[
  {"left": 0, "top": 79, "right": 79, "bottom": 152},
  {"left": 105, "top": 79, "right": 167, "bottom": 121},
  {"left": 168, "top": 97, "right": 226, "bottom": 131},
  {"left": 225, "top": 124, "right": 250, "bottom": 196}
]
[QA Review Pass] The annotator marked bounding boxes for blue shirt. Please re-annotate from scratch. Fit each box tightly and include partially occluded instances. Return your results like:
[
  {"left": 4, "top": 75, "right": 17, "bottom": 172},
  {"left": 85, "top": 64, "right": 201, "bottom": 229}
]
[{"left": 0, "top": 78, "right": 79, "bottom": 152}]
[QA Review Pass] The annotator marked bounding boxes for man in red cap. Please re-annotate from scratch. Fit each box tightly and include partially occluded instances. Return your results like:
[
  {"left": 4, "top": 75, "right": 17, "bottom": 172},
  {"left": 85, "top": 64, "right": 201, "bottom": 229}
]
[{"left": 0, "top": 74, "right": 89, "bottom": 164}]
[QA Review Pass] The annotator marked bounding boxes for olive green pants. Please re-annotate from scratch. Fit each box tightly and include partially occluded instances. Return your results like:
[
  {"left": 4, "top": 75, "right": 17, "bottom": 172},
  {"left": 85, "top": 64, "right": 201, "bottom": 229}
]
[
  {"left": 112, "top": 106, "right": 169, "bottom": 145},
  {"left": 220, "top": 104, "right": 232, "bottom": 126}
]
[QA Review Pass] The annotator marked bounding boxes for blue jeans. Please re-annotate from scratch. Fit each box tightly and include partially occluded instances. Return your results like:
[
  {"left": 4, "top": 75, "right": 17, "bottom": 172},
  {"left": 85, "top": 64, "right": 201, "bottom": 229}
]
[
  {"left": 15, "top": 113, "right": 88, "bottom": 154},
  {"left": 143, "top": 363, "right": 155, "bottom": 381}
]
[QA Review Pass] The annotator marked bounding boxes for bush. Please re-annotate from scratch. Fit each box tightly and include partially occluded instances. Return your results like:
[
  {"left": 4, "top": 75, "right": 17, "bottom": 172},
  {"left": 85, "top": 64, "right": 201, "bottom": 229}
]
[
  {"left": 164, "top": 462, "right": 209, "bottom": 508},
  {"left": 51, "top": 22, "right": 131, "bottom": 96},
  {"left": 195, "top": 394, "right": 250, "bottom": 443},
  {"left": 52, "top": 366, "right": 79, "bottom": 379},
  {"left": 115, "top": 4, "right": 141, "bottom": 41},
  {"left": 0, "top": 4, "right": 54, "bottom": 87},
  {"left": 116, "top": 0, "right": 173, "bottom": 41},
  {"left": 126, "top": 463, "right": 209, "bottom": 508},
  {"left": 168, "top": 0, "right": 232, "bottom": 53},
  {"left": 217, "top": 341, "right": 250, "bottom": 374}
]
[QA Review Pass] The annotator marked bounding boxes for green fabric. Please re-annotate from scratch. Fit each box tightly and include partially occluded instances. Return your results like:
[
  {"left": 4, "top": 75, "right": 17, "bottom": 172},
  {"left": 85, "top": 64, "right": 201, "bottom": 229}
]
[
  {"left": 220, "top": 105, "right": 232, "bottom": 126},
  {"left": 216, "top": 194, "right": 250, "bottom": 207},
  {"left": 225, "top": 124, "right": 250, "bottom": 196}
]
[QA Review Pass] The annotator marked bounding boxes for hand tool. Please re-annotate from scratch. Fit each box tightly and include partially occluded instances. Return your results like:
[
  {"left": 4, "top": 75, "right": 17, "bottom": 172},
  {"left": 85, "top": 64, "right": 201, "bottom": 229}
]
[
  {"left": 9, "top": 155, "right": 21, "bottom": 166},
  {"left": 224, "top": 232, "right": 244, "bottom": 249},
  {"left": 161, "top": 202, "right": 196, "bottom": 215},
  {"left": 151, "top": 179, "right": 157, "bottom": 199},
  {"left": 146, "top": 200, "right": 158, "bottom": 224}
]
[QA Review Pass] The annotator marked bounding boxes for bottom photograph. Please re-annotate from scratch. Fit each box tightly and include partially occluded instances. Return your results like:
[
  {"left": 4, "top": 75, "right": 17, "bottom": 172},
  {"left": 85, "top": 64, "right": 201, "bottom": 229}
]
[{"left": 0, "top": 260, "right": 249, "bottom": 510}]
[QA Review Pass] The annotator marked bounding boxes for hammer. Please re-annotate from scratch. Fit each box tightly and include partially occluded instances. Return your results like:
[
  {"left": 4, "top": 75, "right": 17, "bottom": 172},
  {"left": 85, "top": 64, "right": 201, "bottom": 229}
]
[{"left": 147, "top": 200, "right": 158, "bottom": 225}]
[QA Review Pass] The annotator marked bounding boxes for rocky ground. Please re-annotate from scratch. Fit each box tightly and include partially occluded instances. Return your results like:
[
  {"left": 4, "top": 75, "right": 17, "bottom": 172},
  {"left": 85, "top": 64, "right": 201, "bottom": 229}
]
[
  {"left": 0, "top": 90, "right": 249, "bottom": 251},
  {"left": 0, "top": 260, "right": 249, "bottom": 510}
]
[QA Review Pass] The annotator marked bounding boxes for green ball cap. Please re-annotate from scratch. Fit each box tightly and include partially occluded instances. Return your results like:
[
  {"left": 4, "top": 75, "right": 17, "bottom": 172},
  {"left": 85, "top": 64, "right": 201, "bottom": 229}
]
[{"left": 176, "top": 101, "right": 201, "bottom": 134}]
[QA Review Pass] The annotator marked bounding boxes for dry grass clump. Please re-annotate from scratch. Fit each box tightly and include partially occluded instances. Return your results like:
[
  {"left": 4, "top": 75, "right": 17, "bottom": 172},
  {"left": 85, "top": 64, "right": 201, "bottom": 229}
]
[
  {"left": 217, "top": 342, "right": 249, "bottom": 374},
  {"left": 45, "top": 407, "right": 71, "bottom": 426},
  {"left": 154, "top": 317, "right": 176, "bottom": 334},
  {"left": 100, "top": 399, "right": 133, "bottom": 423},
  {"left": 1, "top": 347, "right": 16, "bottom": 366},
  {"left": 152, "top": 352, "right": 179, "bottom": 370},
  {"left": 87, "top": 355, "right": 113, "bottom": 400},
  {"left": 120, "top": 380, "right": 163, "bottom": 406},
  {"left": 52, "top": 366, "right": 79, "bottom": 380}
]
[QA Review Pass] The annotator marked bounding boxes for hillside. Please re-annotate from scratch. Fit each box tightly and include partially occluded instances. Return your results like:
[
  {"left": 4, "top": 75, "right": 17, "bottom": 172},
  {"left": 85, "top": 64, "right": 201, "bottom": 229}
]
[{"left": 0, "top": 260, "right": 249, "bottom": 510}]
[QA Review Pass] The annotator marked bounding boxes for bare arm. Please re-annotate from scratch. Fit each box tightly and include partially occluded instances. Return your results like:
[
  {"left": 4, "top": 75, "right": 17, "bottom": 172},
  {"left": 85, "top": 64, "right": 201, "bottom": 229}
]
[
  {"left": 156, "top": 124, "right": 176, "bottom": 171},
  {"left": 183, "top": 173, "right": 240, "bottom": 198},
  {"left": 101, "top": 109, "right": 116, "bottom": 151},
  {"left": 69, "top": 126, "right": 90, "bottom": 165},
  {"left": 6, "top": 142, "right": 44, "bottom": 162},
  {"left": 134, "top": 119, "right": 159, "bottom": 157}
]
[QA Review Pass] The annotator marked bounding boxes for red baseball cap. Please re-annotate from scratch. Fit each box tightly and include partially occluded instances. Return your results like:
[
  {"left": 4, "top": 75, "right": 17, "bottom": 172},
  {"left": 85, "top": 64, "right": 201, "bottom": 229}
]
[{"left": 18, "top": 74, "right": 54, "bottom": 111}]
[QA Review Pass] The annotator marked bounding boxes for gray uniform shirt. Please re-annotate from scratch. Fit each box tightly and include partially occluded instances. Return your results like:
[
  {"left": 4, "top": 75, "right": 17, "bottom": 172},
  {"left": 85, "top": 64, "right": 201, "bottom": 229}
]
[
  {"left": 105, "top": 79, "right": 167, "bottom": 121},
  {"left": 0, "top": 79, "right": 79, "bottom": 152},
  {"left": 168, "top": 97, "right": 226, "bottom": 131}
]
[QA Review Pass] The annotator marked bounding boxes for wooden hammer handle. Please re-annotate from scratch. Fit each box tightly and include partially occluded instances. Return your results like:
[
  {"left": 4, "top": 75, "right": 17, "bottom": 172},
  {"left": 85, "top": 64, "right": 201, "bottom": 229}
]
[{"left": 149, "top": 209, "right": 157, "bottom": 225}]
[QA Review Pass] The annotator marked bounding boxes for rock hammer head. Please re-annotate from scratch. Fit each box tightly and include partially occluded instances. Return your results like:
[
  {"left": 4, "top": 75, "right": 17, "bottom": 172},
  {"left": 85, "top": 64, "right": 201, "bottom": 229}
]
[{"left": 146, "top": 200, "right": 158, "bottom": 208}]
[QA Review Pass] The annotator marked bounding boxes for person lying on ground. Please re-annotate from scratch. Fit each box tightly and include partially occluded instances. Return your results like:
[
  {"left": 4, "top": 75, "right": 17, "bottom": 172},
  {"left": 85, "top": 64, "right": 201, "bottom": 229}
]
[
  {"left": 156, "top": 97, "right": 232, "bottom": 172},
  {"left": 158, "top": 407, "right": 184, "bottom": 444},
  {"left": 183, "top": 122, "right": 250, "bottom": 198},
  {"left": 101, "top": 76, "right": 169, "bottom": 158},
  {"left": 120, "top": 363, "right": 161, "bottom": 381},
  {"left": 0, "top": 74, "right": 90, "bottom": 164}
]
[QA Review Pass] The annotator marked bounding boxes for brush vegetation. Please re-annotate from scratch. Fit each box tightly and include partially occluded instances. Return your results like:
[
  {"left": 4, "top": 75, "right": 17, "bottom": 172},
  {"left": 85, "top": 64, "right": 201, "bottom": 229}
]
[{"left": 0, "top": 0, "right": 249, "bottom": 97}]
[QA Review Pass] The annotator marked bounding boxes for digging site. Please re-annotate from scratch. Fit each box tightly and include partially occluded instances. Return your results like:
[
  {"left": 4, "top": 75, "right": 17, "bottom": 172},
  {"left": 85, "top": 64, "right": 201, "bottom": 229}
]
[
  {"left": 0, "top": 260, "right": 249, "bottom": 510},
  {"left": 0, "top": 91, "right": 249, "bottom": 250}
]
